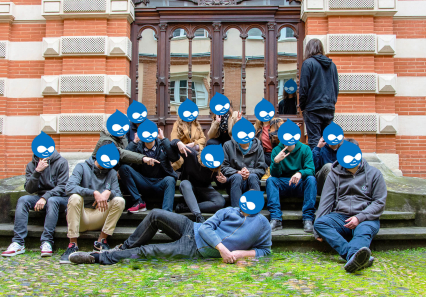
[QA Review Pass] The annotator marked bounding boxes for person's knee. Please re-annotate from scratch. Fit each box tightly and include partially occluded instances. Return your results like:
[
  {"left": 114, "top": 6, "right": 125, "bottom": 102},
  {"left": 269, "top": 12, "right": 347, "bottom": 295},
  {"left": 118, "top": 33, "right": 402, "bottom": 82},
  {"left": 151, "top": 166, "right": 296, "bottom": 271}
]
[
  {"left": 163, "top": 176, "right": 176, "bottom": 187},
  {"left": 179, "top": 180, "right": 191, "bottom": 192},
  {"left": 16, "top": 195, "right": 33, "bottom": 210},
  {"left": 305, "top": 176, "right": 317, "bottom": 186},
  {"left": 266, "top": 176, "right": 279, "bottom": 189},
  {"left": 313, "top": 216, "right": 330, "bottom": 230},
  {"left": 230, "top": 173, "right": 243, "bottom": 184},
  {"left": 248, "top": 174, "right": 259, "bottom": 183},
  {"left": 112, "top": 197, "right": 125, "bottom": 210},
  {"left": 323, "top": 163, "right": 332, "bottom": 173},
  {"left": 45, "top": 197, "right": 61, "bottom": 212},
  {"left": 68, "top": 194, "right": 84, "bottom": 209},
  {"left": 118, "top": 164, "right": 131, "bottom": 177}
]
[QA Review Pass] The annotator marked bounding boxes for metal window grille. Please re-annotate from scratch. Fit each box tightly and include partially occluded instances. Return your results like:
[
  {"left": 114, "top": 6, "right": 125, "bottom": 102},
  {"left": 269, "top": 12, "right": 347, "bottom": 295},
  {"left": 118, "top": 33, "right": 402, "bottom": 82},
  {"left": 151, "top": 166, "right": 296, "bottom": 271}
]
[
  {"left": 58, "top": 114, "right": 104, "bottom": 132},
  {"left": 334, "top": 114, "right": 378, "bottom": 133},
  {"left": 0, "top": 116, "right": 3, "bottom": 134},
  {"left": 0, "top": 42, "right": 6, "bottom": 58},
  {"left": 338, "top": 74, "right": 377, "bottom": 92},
  {"left": 61, "top": 37, "right": 106, "bottom": 54},
  {"left": 63, "top": 0, "right": 107, "bottom": 12},
  {"left": 329, "top": 0, "right": 374, "bottom": 9},
  {"left": 329, "top": 34, "right": 376, "bottom": 52},
  {"left": 0, "top": 79, "right": 4, "bottom": 96},
  {"left": 60, "top": 76, "right": 105, "bottom": 93}
]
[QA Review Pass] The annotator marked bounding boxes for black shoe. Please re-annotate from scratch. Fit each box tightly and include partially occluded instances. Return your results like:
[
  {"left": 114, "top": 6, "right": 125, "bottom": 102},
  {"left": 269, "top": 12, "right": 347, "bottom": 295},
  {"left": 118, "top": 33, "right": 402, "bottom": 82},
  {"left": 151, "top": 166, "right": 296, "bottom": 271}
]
[
  {"left": 93, "top": 238, "right": 110, "bottom": 253},
  {"left": 303, "top": 220, "right": 314, "bottom": 233},
  {"left": 69, "top": 252, "right": 95, "bottom": 265},
  {"left": 344, "top": 247, "right": 371, "bottom": 273},
  {"left": 195, "top": 213, "right": 206, "bottom": 223},
  {"left": 175, "top": 203, "right": 190, "bottom": 213},
  {"left": 270, "top": 220, "right": 283, "bottom": 232},
  {"left": 59, "top": 243, "right": 79, "bottom": 264},
  {"left": 364, "top": 256, "right": 374, "bottom": 268}
]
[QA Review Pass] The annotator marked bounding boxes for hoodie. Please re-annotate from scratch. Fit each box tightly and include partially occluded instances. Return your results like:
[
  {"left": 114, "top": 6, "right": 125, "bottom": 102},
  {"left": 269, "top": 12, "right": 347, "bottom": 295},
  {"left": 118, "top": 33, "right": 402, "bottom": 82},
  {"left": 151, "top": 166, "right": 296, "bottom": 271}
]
[
  {"left": 194, "top": 207, "right": 272, "bottom": 258},
  {"left": 24, "top": 150, "right": 69, "bottom": 200},
  {"left": 299, "top": 55, "right": 339, "bottom": 112},
  {"left": 66, "top": 156, "right": 122, "bottom": 208},
  {"left": 312, "top": 144, "right": 338, "bottom": 173},
  {"left": 315, "top": 159, "right": 387, "bottom": 234},
  {"left": 221, "top": 138, "right": 267, "bottom": 180},
  {"left": 270, "top": 142, "right": 315, "bottom": 179}
]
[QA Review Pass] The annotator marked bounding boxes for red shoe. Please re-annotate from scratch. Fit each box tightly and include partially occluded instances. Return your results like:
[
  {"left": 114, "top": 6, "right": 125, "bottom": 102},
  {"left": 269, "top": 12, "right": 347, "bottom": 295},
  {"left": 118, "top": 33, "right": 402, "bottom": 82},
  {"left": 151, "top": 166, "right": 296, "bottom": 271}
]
[{"left": 128, "top": 202, "right": 147, "bottom": 213}]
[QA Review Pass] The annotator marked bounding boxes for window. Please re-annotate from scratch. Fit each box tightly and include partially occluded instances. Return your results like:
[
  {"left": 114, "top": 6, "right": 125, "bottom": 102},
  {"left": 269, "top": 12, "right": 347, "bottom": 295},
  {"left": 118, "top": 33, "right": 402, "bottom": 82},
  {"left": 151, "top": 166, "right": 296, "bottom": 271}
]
[
  {"left": 278, "top": 78, "right": 290, "bottom": 102},
  {"left": 172, "top": 29, "right": 208, "bottom": 39},
  {"left": 279, "top": 27, "right": 296, "bottom": 41},
  {"left": 170, "top": 79, "right": 208, "bottom": 107},
  {"left": 247, "top": 28, "right": 263, "bottom": 40}
]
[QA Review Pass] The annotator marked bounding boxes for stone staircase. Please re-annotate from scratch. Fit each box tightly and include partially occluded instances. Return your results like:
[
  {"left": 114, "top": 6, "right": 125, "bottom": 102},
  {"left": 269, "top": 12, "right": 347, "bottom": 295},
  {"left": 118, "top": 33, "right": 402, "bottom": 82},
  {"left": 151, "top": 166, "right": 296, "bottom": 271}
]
[{"left": 0, "top": 153, "right": 425, "bottom": 252}]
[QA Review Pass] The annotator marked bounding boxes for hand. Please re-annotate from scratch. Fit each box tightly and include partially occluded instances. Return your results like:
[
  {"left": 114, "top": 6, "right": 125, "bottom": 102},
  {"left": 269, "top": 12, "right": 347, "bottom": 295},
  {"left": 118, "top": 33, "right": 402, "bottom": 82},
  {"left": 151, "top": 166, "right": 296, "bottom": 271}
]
[
  {"left": 34, "top": 198, "right": 46, "bottom": 211},
  {"left": 317, "top": 137, "right": 326, "bottom": 149},
  {"left": 344, "top": 216, "right": 360, "bottom": 230},
  {"left": 93, "top": 191, "right": 108, "bottom": 212},
  {"left": 177, "top": 141, "right": 192, "bottom": 157},
  {"left": 230, "top": 250, "right": 244, "bottom": 260},
  {"left": 297, "top": 123, "right": 302, "bottom": 128},
  {"left": 274, "top": 147, "right": 290, "bottom": 164},
  {"left": 236, "top": 111, "right": 242, "bottom": 122},
  {"left": 289, "top": 172, "right": 302, "bottom": 186},
  {"left": 216, "top": 243, "right": 236, "bottom": 264},
  {"left": 158, "top": 128, "right": 164, "bottom": 140},
  {"left": 186, "top": 142, "right": 195, "bottom": 148},
  {"left": 36, "top": 159, "right": 49, "bottom": 172},
  {"left": 316, "top": 237, "right": 323, "bottom": 242},
  {"left": 241, "top": 167, "right": 250, "bottom": 180},
  {"left": 215, "top": 115, "right": 221, "bottom": 123},
  {"left": 143, "top": 157, "right": 161, "bottom": 166},
  {"left": 134, "top": 133, "right": 140, "bottom": 144},
  {"left": 216, "top": 172, "right": 227, "bottom": 183}
]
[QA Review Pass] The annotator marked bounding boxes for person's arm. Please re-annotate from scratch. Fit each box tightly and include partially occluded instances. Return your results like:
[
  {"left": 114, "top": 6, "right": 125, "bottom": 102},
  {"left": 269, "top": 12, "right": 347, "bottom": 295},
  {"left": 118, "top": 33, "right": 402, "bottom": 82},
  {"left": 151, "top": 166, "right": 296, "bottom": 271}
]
[
  {"left": 24, "top": 162, "right": 41, "bottom": 194},
  {"left": 125, "top": 140, "right": 138, "bottom": 152},
  {"left": 108, "top": 171, "right": 122, "bottom": 199},
  {"left": 314, "top": 172, "right": 337, "bottom": 238},
  {"left": 221, "top": 143, "right": 239, "bottom": 177},
  {"left": 333, "top": 63, "right": 339, "bottom": 102},
  {"left": 193, "top": 122, "right": 206, "bottom": 150},
  {"left": 227, "top": 111, "right": 239, "bottom": 136},
  {"left": 269, "top": 147, "right": 283, "bottom": 177},
  {"left": 117, "top": 146, "right": 146, "bottom": 165},
  {"left": 170, "top": 122, "right": 179, "bottom": 142},
  {"left": 160, "top": 138, "right": 181, "bottom": 163},
  {"left": 65, "top": 164, "right": 95, "bottom": 197},
  {"left": 298, "top": 61, "right": 311, "bottom": 112},
  {"left": 312, "top": 146, "right": 322, "bottom": 173},
  {"left": 355, "top": 171, "right": 387, "bottom": 223},
  {"left": 299, "top": 147, "right": 315, "bottom": 179},
  {"left": 247, "top": 146, "right": 267, "bottom": 179},
  {"left": 198, "top": 208, "right": 230, "bottom": 247},
  {"left": 42, "top": 160, "right": 69, "bottom": 200},
  {"left": 207, "top": 120, "right": 220, "bottom": 139}
]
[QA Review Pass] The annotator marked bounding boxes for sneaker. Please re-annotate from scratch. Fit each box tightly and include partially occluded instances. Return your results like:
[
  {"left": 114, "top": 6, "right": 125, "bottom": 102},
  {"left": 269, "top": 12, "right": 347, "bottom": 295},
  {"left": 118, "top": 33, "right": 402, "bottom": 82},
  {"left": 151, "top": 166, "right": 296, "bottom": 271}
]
[
  {"left": 364, "top": 256, "right": 375, "bottom": 269},
  {"left": 69, "top": 252, "right": 95, "bottom": 265},
  {"left": 270, "top": 219, "right": 283, "bottom": 232},
  {"left": 195, "top": 213, "right": 206, "bottom": 223},
  {"left": 344, "top": 247, "right": 371, "bottom": 273},
  {"left": 128, "top": 201, "right": 147, "bottom": 214},
  {"left": 303, "top": 220, "right": 314, "bottom": 233},
  {"left": 2, "top": 242, "right": 25, "bottom": 257},
  {"left": 175, "top": 203, "right": 190, "bottom": 213},
  {"left": 106, "top": 244, "right": 124, "bottom": 253},
  {"left": 93, "top": 238, "right": 110, "bottom": 253},
  {"left": 262, "top": 167, "right": 270, "bottom": 180},
  {"left": 60, "top": 243, "right": 79, "bottom": 264},
  {"left": 40, "top": 242, "right": 53, "bottom": 257}
]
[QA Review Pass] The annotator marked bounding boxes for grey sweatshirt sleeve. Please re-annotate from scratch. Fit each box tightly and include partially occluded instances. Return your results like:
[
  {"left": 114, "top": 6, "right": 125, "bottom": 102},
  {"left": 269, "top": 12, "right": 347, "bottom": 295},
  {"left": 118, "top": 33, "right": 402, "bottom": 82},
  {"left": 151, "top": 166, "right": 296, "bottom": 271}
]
[
  {"left": 198, "top": 208, "right": 230, "bottom": 248},
  {"left": 66, "top": 164, "right": 95, "bottom": 198},
  {"left": 221, "top": 143, "right": 239, "bottom": 177},
  {"left": 355, "top": 171, "right": 387, "bottom": 223},
  {"left": 299, "top": 61, "right": 311, "bottom": 111},
  {"left": 24, "top": 162, "right": 41, "bottom": 194},
  {"left": 42, "top": 160, "right": 69, "bottom": 200},
  {"left": 314, "top": 172, "right": 337, "bottom": 238},
  {"left": 247, "top": 147, "right": 267, "bottom": 179}
]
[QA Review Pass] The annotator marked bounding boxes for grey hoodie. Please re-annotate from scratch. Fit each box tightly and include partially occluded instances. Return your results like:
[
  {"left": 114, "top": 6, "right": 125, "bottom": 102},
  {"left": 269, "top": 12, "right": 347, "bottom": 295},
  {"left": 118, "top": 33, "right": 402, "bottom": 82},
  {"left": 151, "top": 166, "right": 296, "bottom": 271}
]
[
  {"left": 66, "top": 156, "right": 121, "bottom": 208},
  {"left": 24, "top": 150, "right": 69, "bottom": 200},
  {"left": 315, "top": 159, "right": 387, "bottom": 236}
]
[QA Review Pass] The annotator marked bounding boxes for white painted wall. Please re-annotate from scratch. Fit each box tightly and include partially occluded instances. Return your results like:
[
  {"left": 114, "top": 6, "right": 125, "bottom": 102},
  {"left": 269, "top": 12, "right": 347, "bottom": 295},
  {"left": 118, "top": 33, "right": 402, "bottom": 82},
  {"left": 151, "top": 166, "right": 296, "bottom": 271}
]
[
  {"left": 395, "top": 39, "right": 426, "bottom": 58},
  {"left": 4, "top": 116, "right": 40, "bottom": 135},
  {"left": 398, "top": 116, "right": 426, "bottom": 136},
  {"left": 9, "top": 42, "right": 43, "bottom": 60},
  {"left": 7, "top": 79, "right": 42, "bottom": 98}
]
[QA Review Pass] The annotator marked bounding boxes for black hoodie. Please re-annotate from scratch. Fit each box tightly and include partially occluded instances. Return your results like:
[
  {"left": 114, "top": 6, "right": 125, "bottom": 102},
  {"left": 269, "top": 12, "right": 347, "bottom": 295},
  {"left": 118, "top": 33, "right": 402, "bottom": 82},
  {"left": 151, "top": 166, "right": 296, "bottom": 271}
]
[
  {"left": 24, "top": 150, "right": 69, "bottom": 200},
  {"left": 299, "top": 55, "right": 339, "bottom": 112}
]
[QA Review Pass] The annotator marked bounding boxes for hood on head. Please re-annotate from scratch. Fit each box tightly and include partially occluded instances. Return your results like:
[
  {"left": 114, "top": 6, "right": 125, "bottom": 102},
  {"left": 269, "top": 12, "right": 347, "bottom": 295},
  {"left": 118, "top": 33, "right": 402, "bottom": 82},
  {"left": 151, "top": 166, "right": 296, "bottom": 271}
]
[
  {"left": 101, "top": 126, "right": 123, "bottom": 141},
  {"left": 331, "top": 158, "right": 367, "bottom": 175},
  {"left": 312, "top": 54, "right": 332, "bottom": 69}
]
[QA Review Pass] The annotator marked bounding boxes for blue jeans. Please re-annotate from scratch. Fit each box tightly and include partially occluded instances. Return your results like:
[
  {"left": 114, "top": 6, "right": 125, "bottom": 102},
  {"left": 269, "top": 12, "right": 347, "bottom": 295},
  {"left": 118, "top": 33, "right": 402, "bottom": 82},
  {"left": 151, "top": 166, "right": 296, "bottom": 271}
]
[
  {"left": 266, "top": 176, "right": 317, "bottom": 221},
  {"left": 12, "top": 195, "right": 68, "bottom": 246},
  {"left": 314, "top": 212, "right": 380, "bottom": 260},
  {"left": 226, "top": 173, "right": 261, "bottom": 207},
  {"left": 119, "top": 165, "right": 176, "bottom": 212}
]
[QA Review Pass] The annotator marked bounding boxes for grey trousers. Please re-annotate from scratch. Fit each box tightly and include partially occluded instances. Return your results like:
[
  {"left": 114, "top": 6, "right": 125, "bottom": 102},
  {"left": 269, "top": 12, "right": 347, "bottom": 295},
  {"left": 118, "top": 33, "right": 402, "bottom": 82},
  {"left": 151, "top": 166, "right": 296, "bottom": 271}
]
[
  {"left": 179, "top": 180, "right": 225, "bottom": 215},
  {"left": 315, "top": 163, "right": 332, "bottom": 196}
]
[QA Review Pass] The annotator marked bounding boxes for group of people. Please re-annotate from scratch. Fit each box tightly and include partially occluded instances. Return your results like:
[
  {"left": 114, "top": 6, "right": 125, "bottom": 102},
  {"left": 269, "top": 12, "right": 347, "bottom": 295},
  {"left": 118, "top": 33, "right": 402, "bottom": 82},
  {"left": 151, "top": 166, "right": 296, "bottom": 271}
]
[{"left": 1, "top": 39, "right": 387, "bottom": 273}]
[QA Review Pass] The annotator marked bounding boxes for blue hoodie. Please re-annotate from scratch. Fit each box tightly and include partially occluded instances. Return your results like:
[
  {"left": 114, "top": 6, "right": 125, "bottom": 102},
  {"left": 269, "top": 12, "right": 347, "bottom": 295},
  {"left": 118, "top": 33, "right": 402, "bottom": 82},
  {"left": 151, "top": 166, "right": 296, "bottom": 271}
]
[
  {"left": 312, "top": 144, "right": 337, "bottom": 173},
  {"left": 194, "top": 207, "right": 272, "bottom": 258}
]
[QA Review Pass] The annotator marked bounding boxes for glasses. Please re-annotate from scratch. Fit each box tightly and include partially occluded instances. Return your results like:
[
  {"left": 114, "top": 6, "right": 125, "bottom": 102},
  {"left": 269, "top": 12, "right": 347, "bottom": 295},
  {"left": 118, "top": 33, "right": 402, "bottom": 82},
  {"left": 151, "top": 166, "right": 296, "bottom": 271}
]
[
  {"left": 132, "top": 111, "right": 147, "bottom": 119},
  {"left": 240, "top": 196, "right": 256, "bottom": 210},
  {"left": 183, "top": 111, "right": 199, "bottom": 118},
  {"left": 112, "top": 124, "right": 130, "bottom": 132},
  {"left": 204, "top": 153, "right": 221, "bottom": 167},
  {"left": 214, "top": 103, "right": 230, "bottom": 111},
  {"left": 259, "top": 111, "right": 275, "bottom": 118},
  {"left": 100, "top": 155, "right": 118, "bottom": 166},
  {"left": 141, "top": 131, "right": 158, "bottom": 139},
  {"left": 327, "top": 134, "right": 343, "bottom": 141},
  {"left": 37, "top": 146, "right": 54, "bottom": 154},
  {"left": 283, "top": 133, "right": 301, "bottom": 141},
  {"left": 343, "top": 153, "right": 362, "bottom": 164},
  {"left": 237, "top": 131, "right": 255, "bottom": 139}
]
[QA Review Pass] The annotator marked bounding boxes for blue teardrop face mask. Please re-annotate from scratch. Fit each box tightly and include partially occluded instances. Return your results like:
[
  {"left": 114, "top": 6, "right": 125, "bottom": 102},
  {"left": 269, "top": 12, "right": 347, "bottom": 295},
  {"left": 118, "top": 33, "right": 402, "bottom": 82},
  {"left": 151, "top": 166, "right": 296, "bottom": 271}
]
[
  {"left": 323, "top": 122, "right": 344, "bottom": 146},
  {"left": 210, "top": 92, "right": 230, "bottom": 116},
  {"left": 31, "top": 132, "right": 55, "bottom": 158},
  {"left": 239, "top": 191, "right": 264, "bottom": 215},
  {"left": 96, "top": 143, "right": 120, "bottom": 169},
  {"left": 178, "top": 99, "right": 199, "bottom": 122},
  {"left": 127, "top": 101, "right": 147, "bottom": 124},
  {"left": 337, "top": 141, "right": 362, "bottom": 169},
  {"left": 278, "top": 119, "right": 301, "bottom": 146},
  {"left": 284, "top": 79, "right": 297, "bottom": 94},
  {"left": 201, "top": 145, "right": 225, "bottom": 169},
  {"left": 137, "top": 119, "right": 158, "bottom": 143},
  {"left": 107, "top": 110, "right": 130, "bottom": 137},
  {"left": 232, "top": 117, "right": 256, "bottom": 144},
  {"left": 255, "top": 98, "right": 275, "bottom": 122}
]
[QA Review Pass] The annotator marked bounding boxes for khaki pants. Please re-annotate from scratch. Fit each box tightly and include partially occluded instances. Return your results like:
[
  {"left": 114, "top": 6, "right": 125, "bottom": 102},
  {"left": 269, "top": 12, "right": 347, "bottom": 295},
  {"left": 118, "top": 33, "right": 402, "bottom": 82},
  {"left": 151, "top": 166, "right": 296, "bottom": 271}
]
[{"left": 66, "top": 194, "right": 125, "bottom": 238}]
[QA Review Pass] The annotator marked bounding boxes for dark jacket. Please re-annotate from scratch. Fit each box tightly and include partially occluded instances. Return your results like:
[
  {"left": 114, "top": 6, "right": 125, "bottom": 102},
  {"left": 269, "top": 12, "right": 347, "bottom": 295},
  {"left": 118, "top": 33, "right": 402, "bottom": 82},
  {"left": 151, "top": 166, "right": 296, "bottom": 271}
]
[
  {"left": 221, "top": 138, "right": 267, "bottom": 180},
  {"left": 270, "top": 142, "right": 315, "bottom": 179},
  {"left": 126, "top": 122, "right": 142, "bottom": 143},
  {"left": 126, "top": 138, "right": 180, "bottom": 180},
  {"left": 315, "top": 159, "right": 387, "bottom": 237},
  {"left": 65, "top": 156, "right": 121, "bottom": 208},
  {"left": 24, "top": 150, "right": 69, "bottom": 200},
  {"left": 299, "top": 55, "right": 339, "bottom": 112},
  {"left": 312, "top": 144, "right": 338, "bottom": 173}
]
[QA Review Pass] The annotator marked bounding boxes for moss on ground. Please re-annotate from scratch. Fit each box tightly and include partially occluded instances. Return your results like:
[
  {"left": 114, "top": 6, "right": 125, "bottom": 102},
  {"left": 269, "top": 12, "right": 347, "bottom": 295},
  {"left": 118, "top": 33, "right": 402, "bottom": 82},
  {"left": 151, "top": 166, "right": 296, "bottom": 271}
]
[{"left": 0, "top": 248, "right": 425, "bottom": 296}]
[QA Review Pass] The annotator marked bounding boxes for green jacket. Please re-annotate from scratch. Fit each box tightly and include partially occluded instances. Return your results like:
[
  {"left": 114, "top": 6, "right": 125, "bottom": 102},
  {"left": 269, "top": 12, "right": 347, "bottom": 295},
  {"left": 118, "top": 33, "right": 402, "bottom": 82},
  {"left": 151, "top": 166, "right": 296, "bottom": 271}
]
[{"left": 270, "top": 142, "right": 315, "bottom": 179}]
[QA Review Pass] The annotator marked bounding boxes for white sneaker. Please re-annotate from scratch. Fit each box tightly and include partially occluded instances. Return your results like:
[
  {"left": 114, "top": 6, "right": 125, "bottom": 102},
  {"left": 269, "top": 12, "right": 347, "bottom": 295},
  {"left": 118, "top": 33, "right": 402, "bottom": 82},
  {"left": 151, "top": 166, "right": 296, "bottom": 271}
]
[
  {"left": 2, "top": 242, "right": 25, "bottom": 257},
  {"left": 40, "top": 242, "right": 53, "bottom": 257}
]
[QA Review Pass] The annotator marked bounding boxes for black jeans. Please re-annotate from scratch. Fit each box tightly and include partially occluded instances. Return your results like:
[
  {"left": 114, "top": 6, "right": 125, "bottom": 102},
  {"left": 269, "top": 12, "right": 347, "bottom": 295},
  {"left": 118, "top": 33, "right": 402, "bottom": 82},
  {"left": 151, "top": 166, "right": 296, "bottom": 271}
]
[
  {"left": 303, "top": 109, "right": 335, "bottom": 150},
  {"left": 207, "top": 132, "right": 231, "bottom": 146},
  {"left": 99, "top": 209, "right": 201, "bottom": 265},
  {"left": 179, "top": 180, "right": 225, "bottom": 214}
]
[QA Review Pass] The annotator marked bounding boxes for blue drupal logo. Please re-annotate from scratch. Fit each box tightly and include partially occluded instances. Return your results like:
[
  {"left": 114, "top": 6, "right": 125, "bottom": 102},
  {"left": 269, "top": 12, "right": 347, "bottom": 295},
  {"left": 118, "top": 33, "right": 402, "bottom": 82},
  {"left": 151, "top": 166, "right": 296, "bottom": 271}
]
[
  {"left": 232, "top": 117, "right": 255, "bottom": 144},
  {"left": 284, "top": 79, "right": 297, "bottom": 94},
  {"left": 31, "top": 132, "right": 55, "bottom": 158},
  {"left": 178, "top": 99, "right": 199, "bottom": 122},
  {"left": 255, "top": 98, "right": 275, "bottom": 122},
  {"left": 107, "top": 110, "right": 130, "bottom": 137},
  {"left": 127, "top": 100, "right": 147, "bottom": 124},
  {"left": 201, "top": 145, "right": 224, "bottom": 169},
  {"left": 278, "top": 119, "right": 301, "bottom": 146},
  {"left": 96, "top": 143, "right": 120, "bottom": 169},
  {"left": 210, "top": 92, "right": 230, "bottom": 116},
  {"left": 337, "top": 141, "right": 362, "bottom": 169},
  {"left": 239, "top": 191, "right": 264, "bottom": 215},
  {"left": 323, "top": 122, "right": 344, "bottom": 146},
  {"left": 137, "top": 119, "right": 158, "bottom": 143}
]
